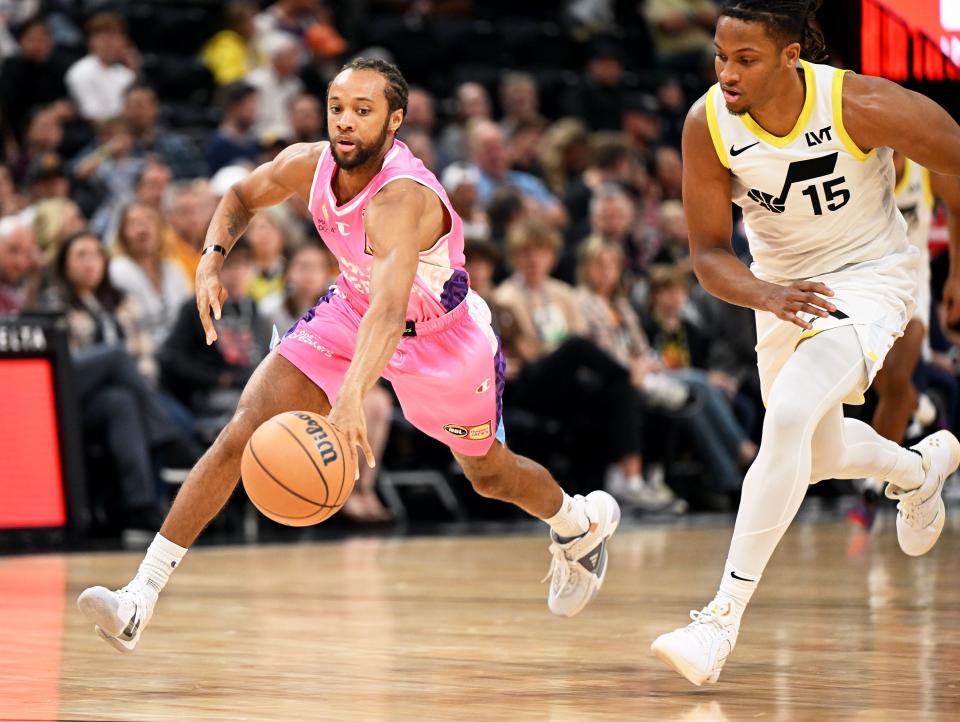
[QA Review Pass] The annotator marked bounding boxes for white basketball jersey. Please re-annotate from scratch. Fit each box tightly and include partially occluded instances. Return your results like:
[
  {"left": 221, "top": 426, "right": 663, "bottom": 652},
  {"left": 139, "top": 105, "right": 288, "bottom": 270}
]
[
  {"left": 705, "top": 60, "right": 908, "bottom": 282},
  {"left": 894, "top": 158, "right": 934, "bottom": 254}
]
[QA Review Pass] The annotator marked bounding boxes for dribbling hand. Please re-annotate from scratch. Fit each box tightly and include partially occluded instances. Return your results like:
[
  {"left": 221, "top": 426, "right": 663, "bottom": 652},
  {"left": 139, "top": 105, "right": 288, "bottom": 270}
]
[
  {"left": 761, "top": 280, "right": 836, "bottom": 330},
  {"left": 329, "top": 399, "right": 376, "bottom": 472},
  {"left": 196, "top": 252, "right": 228, "bottom": 345}
]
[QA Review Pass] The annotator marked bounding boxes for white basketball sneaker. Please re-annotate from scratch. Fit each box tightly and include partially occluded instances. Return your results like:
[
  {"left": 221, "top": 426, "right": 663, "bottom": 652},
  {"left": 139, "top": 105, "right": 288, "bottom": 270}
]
[
  {"left": 543, "top": 490, "right": 620, "bottom": 617},
  {"left": 650, "top": 598, "right": 740, "bottom": 686},
  {"left": 885, "top": 430, "right": 960, "bottom": 557},
  {"left": 77, "top": 584, "right": 156, "bottom": 653}
]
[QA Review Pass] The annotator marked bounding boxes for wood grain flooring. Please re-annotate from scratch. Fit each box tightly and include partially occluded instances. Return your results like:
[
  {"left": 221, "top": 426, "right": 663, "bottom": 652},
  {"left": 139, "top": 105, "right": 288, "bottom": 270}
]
[{"left": 2, "top": 510, "right": 959, "bottom": 721}]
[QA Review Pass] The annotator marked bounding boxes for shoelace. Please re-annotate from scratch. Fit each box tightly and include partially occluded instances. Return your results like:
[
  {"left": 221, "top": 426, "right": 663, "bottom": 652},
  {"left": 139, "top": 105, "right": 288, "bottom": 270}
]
[
  {"left": 541, "top": 542, "right": 576, "bottom": 595},
  {"left": 684, "top": 600, "right": 732, "bottom": 652}
]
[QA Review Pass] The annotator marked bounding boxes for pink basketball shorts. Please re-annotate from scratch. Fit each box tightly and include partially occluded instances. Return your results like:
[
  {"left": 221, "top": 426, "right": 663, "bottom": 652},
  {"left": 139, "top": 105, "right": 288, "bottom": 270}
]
[{"left": 277, "top": 289, "right": 505, "bottom": 456}]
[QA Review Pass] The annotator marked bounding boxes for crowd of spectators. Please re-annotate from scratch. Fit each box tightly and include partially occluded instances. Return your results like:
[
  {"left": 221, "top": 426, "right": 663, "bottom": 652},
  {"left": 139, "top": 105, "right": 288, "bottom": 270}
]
[{"left": 1, "top": 1, "right": 954, "bottom": 535}]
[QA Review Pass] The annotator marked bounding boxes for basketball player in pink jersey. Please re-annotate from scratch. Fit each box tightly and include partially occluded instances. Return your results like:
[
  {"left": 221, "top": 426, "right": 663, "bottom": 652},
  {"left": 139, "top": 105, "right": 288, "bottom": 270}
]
[{"left": 77, "top": 58, "right": 620, "bottom": 652}]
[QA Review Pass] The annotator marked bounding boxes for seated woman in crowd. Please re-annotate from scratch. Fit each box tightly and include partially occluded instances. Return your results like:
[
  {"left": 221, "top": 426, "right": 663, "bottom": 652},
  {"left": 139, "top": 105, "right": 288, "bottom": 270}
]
[
  {"left": 245, "top": 208, "right": 292, "bottom": 303},
  {"left": 493, "top": 218, "right": 674, "bottom": 509},
  {"left": 577, "top": 238, "right": 754, "bottom": 503},
  {"left": 48, "top": 230, "right": 199, "bottom": 530},
  {"left": 642, "top": 263, "right": 757, "bottom": 492},
  {"left": 110, "top": 201, "right": 191, "bottom": 345},
  {"left": 259, "top": 241, "right": 394, "bottom": 521}
]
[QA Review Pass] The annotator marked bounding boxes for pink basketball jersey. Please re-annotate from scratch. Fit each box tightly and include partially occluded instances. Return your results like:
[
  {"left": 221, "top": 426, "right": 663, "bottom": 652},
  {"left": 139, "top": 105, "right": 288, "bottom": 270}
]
[{"left": 307, "top": 139, "right": 468, "bottom": 323}]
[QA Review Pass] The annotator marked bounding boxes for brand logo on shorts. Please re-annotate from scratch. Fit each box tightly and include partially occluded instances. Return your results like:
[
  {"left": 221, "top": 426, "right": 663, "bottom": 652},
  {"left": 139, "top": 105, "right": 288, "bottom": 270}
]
[
  {"left": 475, "top": 378, "right": 491, "bottom": 394},
  {"left": 443, "top": 421, "right": 492, "bottom": 441}
]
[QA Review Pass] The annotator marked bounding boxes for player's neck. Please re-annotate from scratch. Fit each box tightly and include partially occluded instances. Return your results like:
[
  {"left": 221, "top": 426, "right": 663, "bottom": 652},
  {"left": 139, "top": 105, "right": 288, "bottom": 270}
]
[
  {"left": 332, "top": 144, "right": 392, "bottom": 205},
  {"left": 746, "top": 66, "right": 807, "bottom": 138}
]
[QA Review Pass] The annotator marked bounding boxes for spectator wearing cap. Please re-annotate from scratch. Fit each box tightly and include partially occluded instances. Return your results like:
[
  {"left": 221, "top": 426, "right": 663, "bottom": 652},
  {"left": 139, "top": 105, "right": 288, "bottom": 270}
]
[
  {"left": 0, "top": 216, "right": 39, "bottom": 313},
  {"left": 122, "top": 83, "right": 207, "bottom": 180},
  {"left": 563, "top": 38, "right": 630, "bottom": 131},
  {"left": 246, "top": 32, "right": 304, "bottom": 142},
  {"left": 288, "top": 93, "right": 324, "bottom": 143},
  {"left": 206, "top": 81, "right": 261, "bottom": 174},
  {"left": 203, "top": 1, "right": 263, "bottom": 86},
  {"left": 437, "top": 82, "right": 492, "bottom": 164},
  {"left": 442, "top": 162, "right": 488, "bottom": 240},
  {"left": 644, "top": 0, "right": 717, "bottom": 72},
  {"left": 0, "top": 14, "right": 70, "bottom": 147},
  {"left": 622, "top": 92, "right": 662, "bottom": 161},
  {"left": 468, "top": 119, "right": 567, "bottom": 229},
  {"left": 65, "top": 13, "right": 139, "bottom": 123}
]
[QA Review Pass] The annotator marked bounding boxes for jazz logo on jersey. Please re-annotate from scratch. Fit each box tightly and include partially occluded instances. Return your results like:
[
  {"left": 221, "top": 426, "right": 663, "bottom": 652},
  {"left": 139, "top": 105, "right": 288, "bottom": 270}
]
[{"left": 748, "top": 152, "right": 850, "bottom": 216}]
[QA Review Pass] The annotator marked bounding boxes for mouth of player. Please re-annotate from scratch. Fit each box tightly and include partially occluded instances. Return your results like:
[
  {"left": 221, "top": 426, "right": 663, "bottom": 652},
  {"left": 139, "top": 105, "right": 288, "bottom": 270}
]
[
  {"left": 721, "top": 87, "right": 742, "bottom": 103},
  {"left": 335, "top": 138, "right": 357, "bottom": 152}
]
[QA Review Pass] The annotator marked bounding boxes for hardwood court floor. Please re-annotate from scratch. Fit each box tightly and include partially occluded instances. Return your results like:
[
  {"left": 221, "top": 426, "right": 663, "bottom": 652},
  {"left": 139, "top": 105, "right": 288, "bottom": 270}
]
[{"left": 2, "top": 511, "right": 960, "bottom": 722}]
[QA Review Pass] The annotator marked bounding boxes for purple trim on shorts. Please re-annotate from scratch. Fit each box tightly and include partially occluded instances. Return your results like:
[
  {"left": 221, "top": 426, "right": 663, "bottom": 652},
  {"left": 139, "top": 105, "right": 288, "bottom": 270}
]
[
  {"left": 283, "top": 286, "right": 335, "bottom": 339},
  {"left": 439, "top": 269, "right": 469, "bottom": 313},
  {"left": 494, "top": 336, "right": 506, "bottom": 428}
]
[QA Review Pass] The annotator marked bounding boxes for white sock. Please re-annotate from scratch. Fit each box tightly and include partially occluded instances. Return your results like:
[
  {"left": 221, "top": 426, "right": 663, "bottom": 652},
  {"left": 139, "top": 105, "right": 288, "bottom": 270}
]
[
  {"left": 717, "top": 560, "right": 758, "bottom": 615},
  {"left": 544, "top": 492, "right": 590, "bottom": 539},
  {"left": 885, "top": 447, "right": 924, "bottom": 491},
  {"left": 129, "top": 533, "right": 187, "bottom": 600}
]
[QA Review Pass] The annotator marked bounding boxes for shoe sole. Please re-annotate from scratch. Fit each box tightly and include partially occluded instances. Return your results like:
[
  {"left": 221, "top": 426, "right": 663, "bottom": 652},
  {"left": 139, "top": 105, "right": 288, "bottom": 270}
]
[
  {"left": 77, "top": 587, "right": 126, "bottom": 637},
  {"left": 553, "top": 493, "right": 621, "bottom": 618},
  {"left": 95, "top": 625, "right": 136, "bottom": 654},
  {"left": 899, "top": 499, "right": 946, "bottom": 557},
  {"left": 650, "top": 637, "right": 710, "bottom": 686}
]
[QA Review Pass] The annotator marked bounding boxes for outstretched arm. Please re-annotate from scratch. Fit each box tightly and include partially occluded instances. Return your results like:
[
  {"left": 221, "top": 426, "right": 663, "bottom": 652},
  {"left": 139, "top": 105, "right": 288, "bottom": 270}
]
[
  {"left": 842, "top": 74, "right": 960, "bottom": 175},
  {"left": 683, "top": 98, "right": 836, "bottom": 329},
  {"left": 329, "top": 180, "right": 442, "bottom": 465},
  {"left": 197, "top": 142, "right": 321, "bottom": 344}
]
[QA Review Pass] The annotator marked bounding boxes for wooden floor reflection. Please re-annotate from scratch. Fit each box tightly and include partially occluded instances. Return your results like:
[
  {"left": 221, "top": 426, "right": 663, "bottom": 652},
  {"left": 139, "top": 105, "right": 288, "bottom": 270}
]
[{"left": 2, "top": 510, "right": 960, "bottom": 721}]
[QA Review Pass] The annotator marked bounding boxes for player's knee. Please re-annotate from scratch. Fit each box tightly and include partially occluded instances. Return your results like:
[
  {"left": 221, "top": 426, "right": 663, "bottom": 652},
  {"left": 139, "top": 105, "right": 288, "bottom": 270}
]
[
  {"left": 461, "top": 455, "right": 511, "bottom": 500},
  {"left": 214, "top": 406, "right": 259, "bottom": 459},
  {"left": 764, "top": 396, "right": 815, "bottom": 438}
]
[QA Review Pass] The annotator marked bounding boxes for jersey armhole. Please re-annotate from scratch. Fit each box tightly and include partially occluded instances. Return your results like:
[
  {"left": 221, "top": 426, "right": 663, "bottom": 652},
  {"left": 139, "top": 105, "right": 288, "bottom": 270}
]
[
  {"left": 705, "top": 86, "right": 731, "bottom": 169},
  {"left": 832, "top": 70, "right": 877, "bottom": 161},
  {"left": 377, "top": 175, "right": 455, "bottom": 258},
  {"left": 306, "top": 142, "right": 329, "bottom": 216}
]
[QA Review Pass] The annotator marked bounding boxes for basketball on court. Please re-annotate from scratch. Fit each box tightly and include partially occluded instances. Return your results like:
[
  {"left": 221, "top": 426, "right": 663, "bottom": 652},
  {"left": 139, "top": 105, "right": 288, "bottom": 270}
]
[{"left": 240, "top": 411, "right": 357, "bottom": 526}]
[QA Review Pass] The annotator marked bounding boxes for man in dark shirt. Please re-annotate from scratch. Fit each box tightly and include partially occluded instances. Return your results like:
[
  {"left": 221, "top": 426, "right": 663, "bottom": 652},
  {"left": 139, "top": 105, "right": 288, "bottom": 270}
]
[
  {"left": 205, "top": 81, "right": 261, "bottom": 174},
  {"left": 123, "top": 83, "right": 208, "bottom": 179},
  {"left": 0, "top": 15, "right": 70, "bottom": 147}
]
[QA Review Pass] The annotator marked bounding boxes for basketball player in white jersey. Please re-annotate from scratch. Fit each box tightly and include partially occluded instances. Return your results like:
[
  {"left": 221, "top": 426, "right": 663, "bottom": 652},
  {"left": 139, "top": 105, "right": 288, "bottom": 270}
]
[
  {"left": 77, "top": 59, "right": 620, "bottom": 653},
  {"left": 851, "top": 154, "right": 960, "bottom": 526},
  {"left": 650, "top": 0, "right": 960, "bottom": 685}
]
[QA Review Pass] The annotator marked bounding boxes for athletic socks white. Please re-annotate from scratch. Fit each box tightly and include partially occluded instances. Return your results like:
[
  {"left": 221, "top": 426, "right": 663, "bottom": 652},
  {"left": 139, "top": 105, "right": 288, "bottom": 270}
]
[
  {"left": 129, "top": 533, "right": 187, "bottom": 600},
  {"left": 544, "top": 492, "right": 591, "bottom": 540},
  {"left": 885, "top": 447, "right": 925, "bottom": 492},
  {"left": 717, "top": 559, "right": 758, "bottom": 615}
]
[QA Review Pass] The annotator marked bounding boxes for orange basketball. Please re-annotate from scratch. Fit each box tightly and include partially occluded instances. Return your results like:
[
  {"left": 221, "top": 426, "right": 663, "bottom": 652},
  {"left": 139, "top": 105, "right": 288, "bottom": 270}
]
[{"left": 240, "top": 411, "right": 358, "bottom": 526}]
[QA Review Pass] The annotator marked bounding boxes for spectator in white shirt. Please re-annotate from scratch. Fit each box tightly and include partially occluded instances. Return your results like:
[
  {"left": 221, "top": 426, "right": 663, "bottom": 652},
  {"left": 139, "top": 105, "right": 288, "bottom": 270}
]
[
  {"left": 245, "top": 32, "right": 303, "bottom": 142},
  {"left": 65, "top": 13, "right": 139, "bottom": 123}
]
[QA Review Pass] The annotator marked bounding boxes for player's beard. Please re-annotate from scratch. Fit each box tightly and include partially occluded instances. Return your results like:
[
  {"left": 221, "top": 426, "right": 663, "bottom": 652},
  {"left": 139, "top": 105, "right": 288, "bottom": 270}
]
[{"left": 331, "top": 117, "right": 392, "bottom": 170}]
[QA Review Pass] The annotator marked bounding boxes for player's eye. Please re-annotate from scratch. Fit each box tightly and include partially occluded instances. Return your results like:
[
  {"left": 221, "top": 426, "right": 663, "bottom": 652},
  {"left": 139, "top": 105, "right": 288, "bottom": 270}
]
[
  {"left": 329, "top": 105, "right": 341, "bottom": 113},
  {"left": 358, "top": 108, "right": 370, "bottom": 116}
]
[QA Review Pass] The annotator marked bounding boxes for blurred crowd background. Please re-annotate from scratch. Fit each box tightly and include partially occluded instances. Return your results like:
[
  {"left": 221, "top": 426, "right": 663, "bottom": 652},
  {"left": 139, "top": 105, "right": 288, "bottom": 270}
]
[{"left": 1, "top": 0, "right": 958, "bottom": 539}]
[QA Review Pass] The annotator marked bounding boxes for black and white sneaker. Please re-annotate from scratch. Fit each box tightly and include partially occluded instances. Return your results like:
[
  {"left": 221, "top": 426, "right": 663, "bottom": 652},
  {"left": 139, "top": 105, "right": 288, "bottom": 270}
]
[{"left": 77, "top": 585, "right": 154, "bottom": 653}]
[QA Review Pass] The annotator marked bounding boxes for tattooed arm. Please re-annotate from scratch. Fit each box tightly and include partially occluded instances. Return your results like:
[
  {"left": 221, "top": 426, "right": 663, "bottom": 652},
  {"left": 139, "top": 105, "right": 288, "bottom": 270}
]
[{"left": 197, "top": 142, "right": 323, "bottom": 343}]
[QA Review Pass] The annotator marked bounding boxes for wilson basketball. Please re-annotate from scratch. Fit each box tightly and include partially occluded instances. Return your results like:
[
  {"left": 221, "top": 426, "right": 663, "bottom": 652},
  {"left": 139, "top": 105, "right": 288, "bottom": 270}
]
[{"left": 240, "top": 411, "right": 357, "bottom": 526}]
